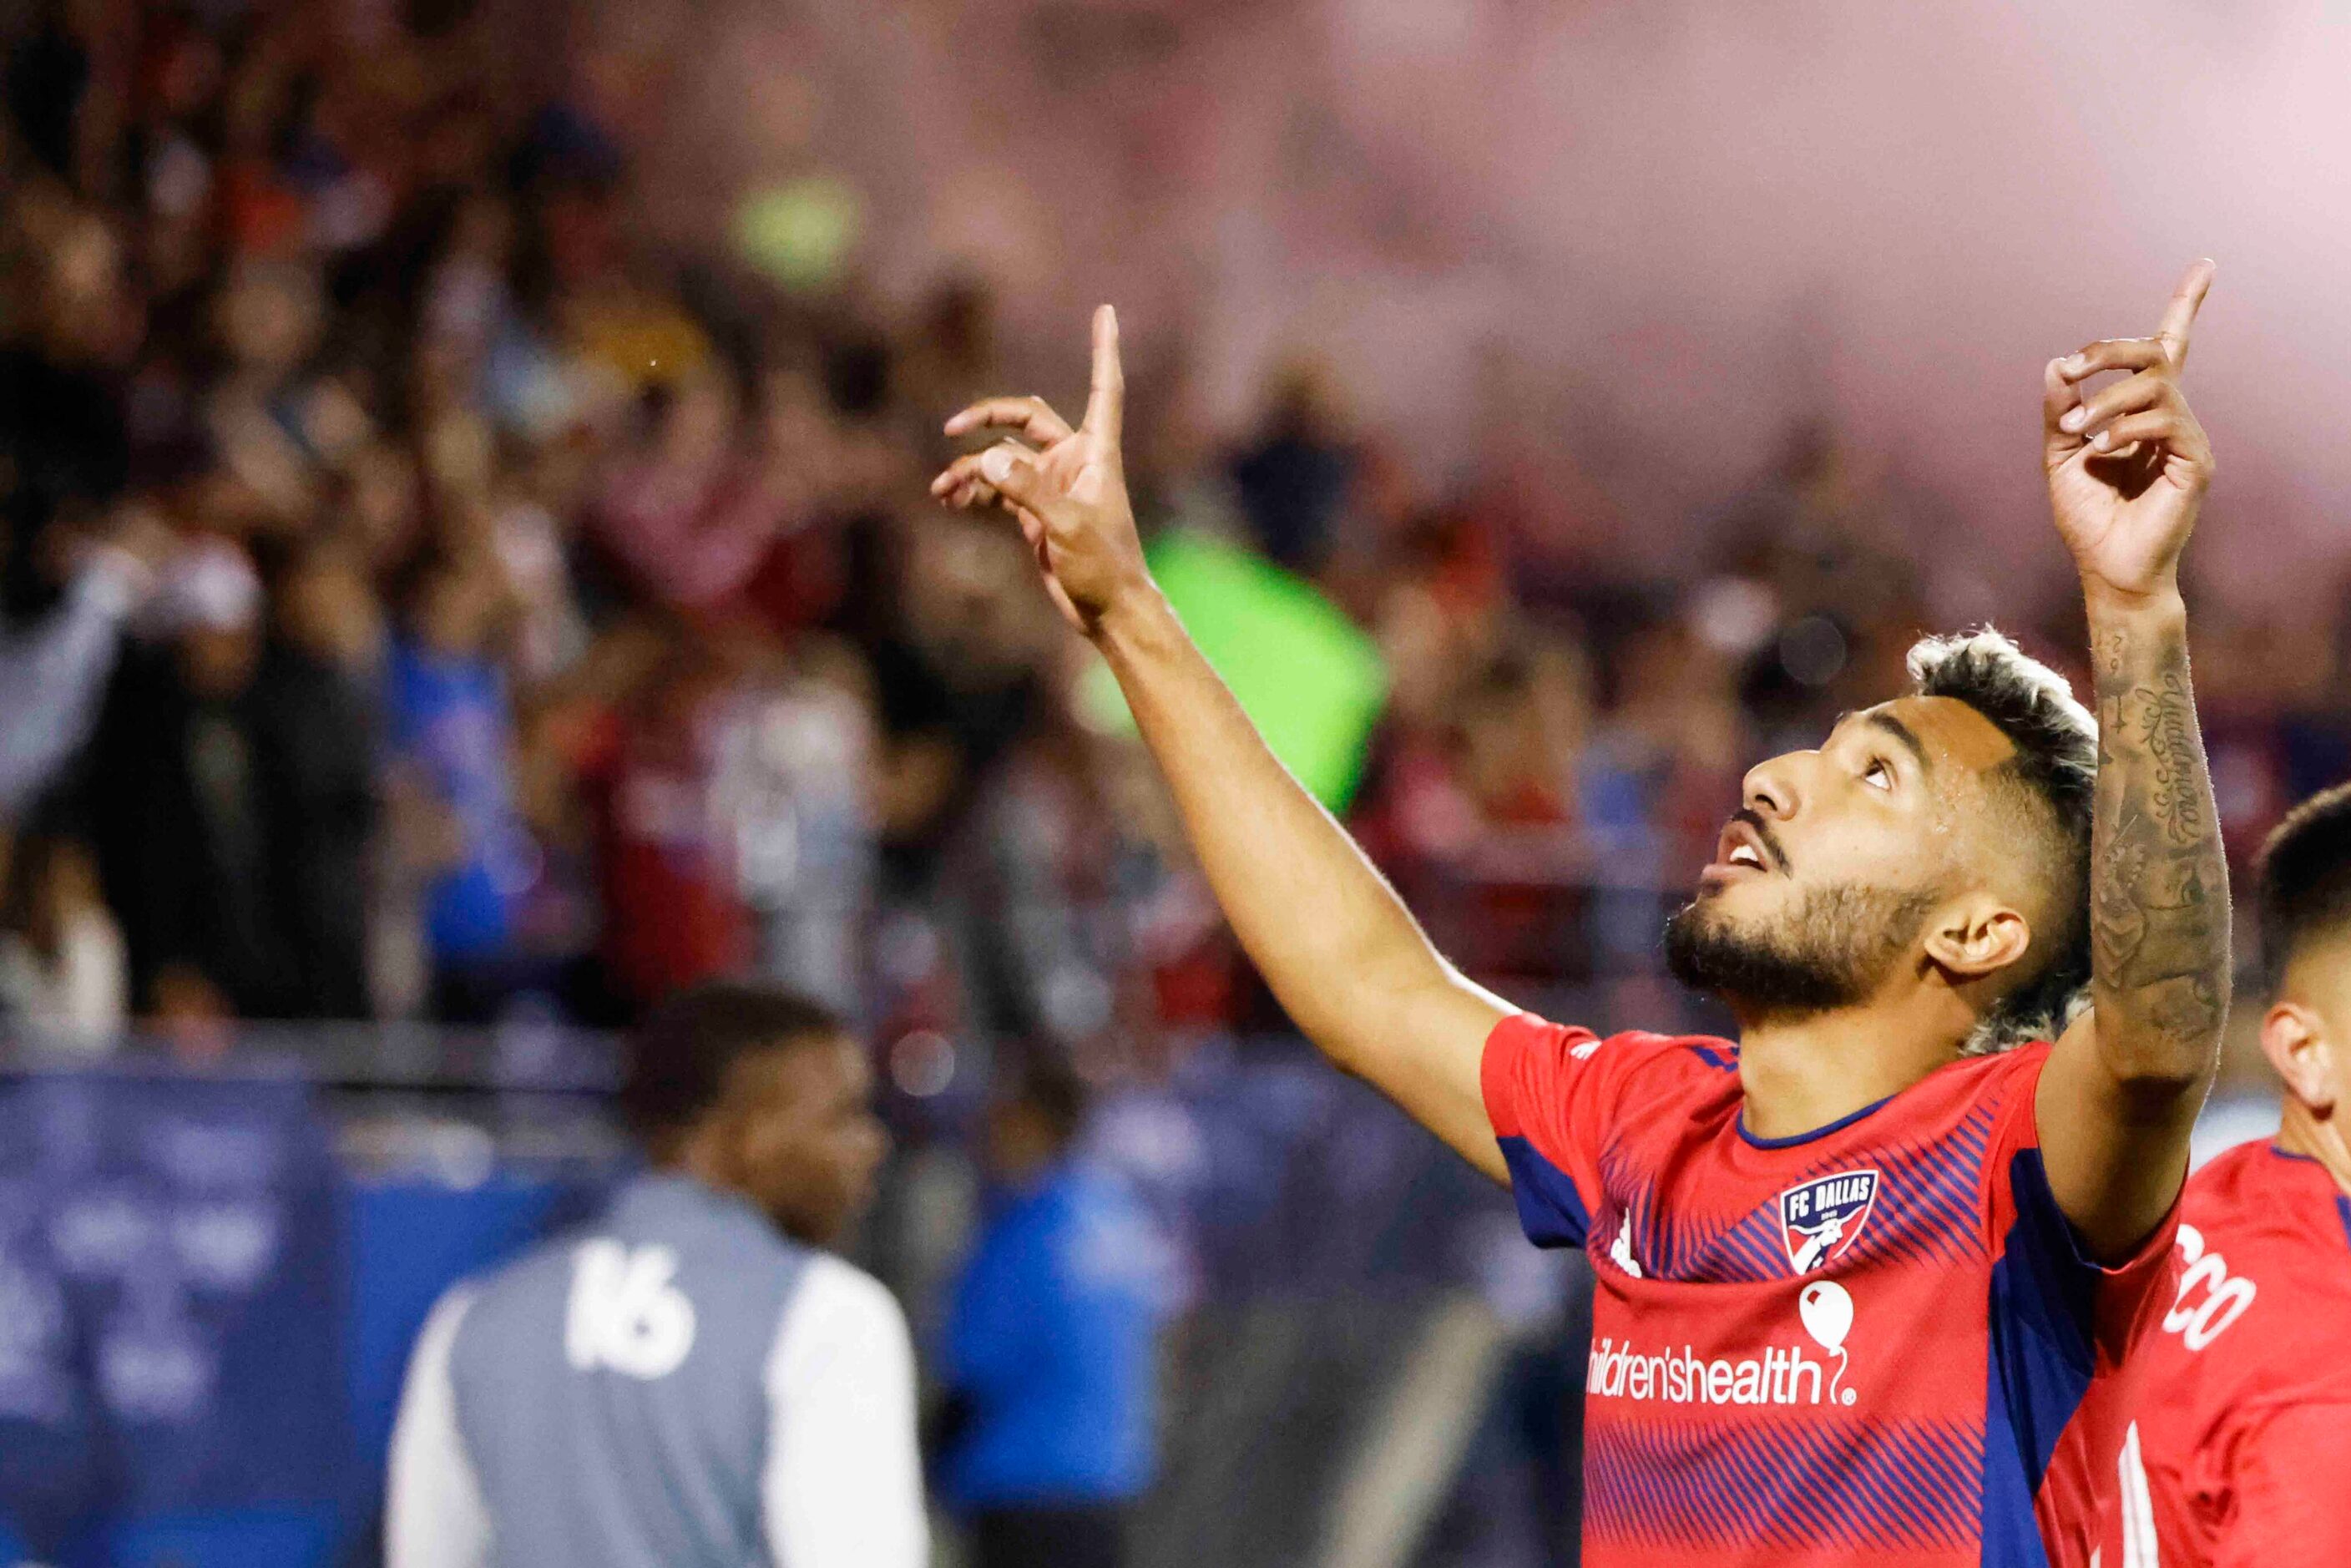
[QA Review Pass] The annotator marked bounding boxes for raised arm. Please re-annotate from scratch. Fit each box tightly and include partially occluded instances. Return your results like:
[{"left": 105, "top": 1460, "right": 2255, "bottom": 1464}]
[
  {"left": 932, "top": 309, "right": 1510, "bottom": 1180},
  {"left": 2035, "top": 261, "right": 2232, "bottom": 1261}
]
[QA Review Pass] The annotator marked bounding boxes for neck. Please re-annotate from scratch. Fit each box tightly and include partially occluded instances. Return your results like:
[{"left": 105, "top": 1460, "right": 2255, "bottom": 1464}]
[
  {"left": 667, "top": 1136, "right": 756, "bottom": 1211},
  {"left": 1734, "top": 992, "right": 1964, "bottom": 1141},
  {"left": 661, "top": 1150, "right": 824, "bottom": 1245},
  {"left": 2275, "top": 1098, "right": 2351, "bottom": 1199}
]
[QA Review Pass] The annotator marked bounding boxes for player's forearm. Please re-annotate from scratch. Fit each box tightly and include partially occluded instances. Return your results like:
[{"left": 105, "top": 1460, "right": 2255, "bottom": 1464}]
[
  {"left": 2084, "top": 582, "right": 2231, "bottom": 1090},
  {"left": 1091, "top": 585, "right": 1487, "bottom": 1067}
]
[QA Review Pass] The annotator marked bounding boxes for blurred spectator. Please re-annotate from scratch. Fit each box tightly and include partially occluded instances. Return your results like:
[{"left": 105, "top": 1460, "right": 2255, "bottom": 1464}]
[
  {"left": 575, "top": 618, "right": 882, "bottom": 1020},
  {"left": 0, "top": 195, "right": 131, "bottom": 583},
  {"left": 720, "top": 632, "right": 880, "bottom": 1019},
  {"left": 490, "top": 438, "right": 592, "bottom": 683},
  {"left": 86, "top": 540, "right": 289, "bottom": 1021},
  {"left": 589, "top": 366, "right": 788, "bottom": 612},
  {"left": 576, "top": 628, "right": 758, "bottom": 1010},
  {"left": 938, "top": 1056, "right": 1169, "bottom": 1568},
  {"left": 252, "top": 534, "right": 384, "bottom": 1017},
  {"left": 204, "top": 258, "right": 336, "bottom": 527},
  {"left": 736, "top": 363, "right": 879, "bottom": 631},
  {"left": 869, "top": 514, "right": 1052, "bottom": 893},
  {"left": 382, "top": 549, "right": 533, "bottom": 1022},
  {"left": 1230, "top": 361, "right": 1355, "bottom": 574},
  {"left": 968, "top": 695, "right": 1181, "bottom": 1050},
  {"left": 0, "top": 824, "right": 126, "bottom": 1041},
  {"left": 0, "top": 518, "right": 164, "bottom": 815},
  {"left": 4, "top": 4, "right": 89, "bottom": 181}
]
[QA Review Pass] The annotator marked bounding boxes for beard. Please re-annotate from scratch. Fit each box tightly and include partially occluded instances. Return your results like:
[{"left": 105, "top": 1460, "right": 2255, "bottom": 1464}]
[{"left": 1663, "top": 881, "right": 1939, "bottom": 1020}]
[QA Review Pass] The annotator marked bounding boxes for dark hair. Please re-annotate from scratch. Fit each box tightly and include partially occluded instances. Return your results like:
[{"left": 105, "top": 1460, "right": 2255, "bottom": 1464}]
[
  {"left": 621, "top": 983, "right": 849, "bottom": 1145},
  {"left": 1003, "top": 1051, "right": 1090, "bottom": 1146},
  {"left": 2256, "top": 782, "right": 2351, "bottom": 998},
  {"left": 1906, "top": 628, "right": 2100, "bottom": 1051}
]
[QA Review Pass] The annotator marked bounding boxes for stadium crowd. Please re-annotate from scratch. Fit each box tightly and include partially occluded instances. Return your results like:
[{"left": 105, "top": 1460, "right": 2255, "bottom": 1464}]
[{"left": 1, "top": 0, "right": 2342, "bottom": 1099}]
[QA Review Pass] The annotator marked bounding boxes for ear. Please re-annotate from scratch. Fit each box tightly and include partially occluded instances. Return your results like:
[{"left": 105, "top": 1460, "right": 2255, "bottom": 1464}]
[
  {"left": 1921, "top": 898, "right": 2033, "bottom": 983},
  {"left": 678, "top": 1068, "right": 777, "bottom": 1190},
  {"left": 672, "top": 1112, "right": 739, "bottom": 1187},
  {"left": 2260, "top": 1002, "right": 2339, "bottom": 1116}
]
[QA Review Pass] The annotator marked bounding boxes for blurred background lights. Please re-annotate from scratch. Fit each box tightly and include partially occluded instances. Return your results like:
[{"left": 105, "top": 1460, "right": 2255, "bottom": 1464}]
[
  {"left": 888, "top": 1029, "right": 957, "bottom": 1099},
  {"left": 731, "top": 177, "right": 862, "bottom": 295}
]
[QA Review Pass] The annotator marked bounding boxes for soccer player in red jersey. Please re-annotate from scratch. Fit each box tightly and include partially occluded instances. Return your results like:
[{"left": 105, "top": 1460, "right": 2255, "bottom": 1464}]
[
  {"left": 930, "top": 262, "right": 2229, "bottom": 1567},
  {"left": 2066, "top": 785, "right": 2351, "bottom": 1568}
]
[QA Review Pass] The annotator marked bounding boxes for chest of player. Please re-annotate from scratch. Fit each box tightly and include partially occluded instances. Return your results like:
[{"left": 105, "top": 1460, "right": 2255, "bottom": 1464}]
[{"left": 1581, "top": 1123, "right": 2000, "bottom": 1423}]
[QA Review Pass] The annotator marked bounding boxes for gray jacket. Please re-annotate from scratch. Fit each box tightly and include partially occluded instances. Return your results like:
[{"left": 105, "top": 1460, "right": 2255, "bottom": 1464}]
[{"left": 387, "top": 1174, "right": 925, "bottom": 1568}]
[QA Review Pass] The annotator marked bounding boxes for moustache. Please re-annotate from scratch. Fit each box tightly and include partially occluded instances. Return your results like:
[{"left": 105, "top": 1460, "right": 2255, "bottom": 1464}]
[{"left": 1732, "top": 807, "right": 1792, "bottom": 874}]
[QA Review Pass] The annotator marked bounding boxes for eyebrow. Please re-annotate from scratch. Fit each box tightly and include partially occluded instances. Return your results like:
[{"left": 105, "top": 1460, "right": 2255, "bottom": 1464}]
[{"left": 1863, "top": 711, "right": 1932, "bottom": 776}]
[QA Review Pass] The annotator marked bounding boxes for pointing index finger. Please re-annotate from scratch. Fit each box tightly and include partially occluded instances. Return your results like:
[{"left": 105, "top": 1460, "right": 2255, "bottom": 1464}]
[
  {"left": 1080, "top": 304, "right": 1124, "bottom": 444},
  {"left": 2155, "top": 258, "right": 2216, "bottom": 367}
]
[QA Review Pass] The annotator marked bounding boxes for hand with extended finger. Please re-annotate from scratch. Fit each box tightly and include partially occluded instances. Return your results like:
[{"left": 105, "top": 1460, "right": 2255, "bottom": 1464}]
[
  {"left": 2044, "top": 260, "right": 2217, "bottom": 602},
  {"left": 929, "top": 306, "right": 1152, "bottom": 635}
]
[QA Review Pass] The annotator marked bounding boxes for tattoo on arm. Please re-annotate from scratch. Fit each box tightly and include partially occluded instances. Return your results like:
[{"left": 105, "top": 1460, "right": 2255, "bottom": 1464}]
[{"left": 2089, "top": 625, "right": 2231, "bottom": 1064}]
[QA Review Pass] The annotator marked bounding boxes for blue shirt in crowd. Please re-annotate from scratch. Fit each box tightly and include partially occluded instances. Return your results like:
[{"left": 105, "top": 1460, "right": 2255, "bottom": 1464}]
[
  {"left": 383, "top": 640, "right": 525, "bottom": 962},
  {"left": 939, "top": 1158, "right": 1168, "bottom": 1510}
]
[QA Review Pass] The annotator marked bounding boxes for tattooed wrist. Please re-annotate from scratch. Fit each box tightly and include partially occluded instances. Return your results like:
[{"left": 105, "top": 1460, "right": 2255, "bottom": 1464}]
[{"left": 2082, "top": 574, "right": 2185, "bottom": 619}]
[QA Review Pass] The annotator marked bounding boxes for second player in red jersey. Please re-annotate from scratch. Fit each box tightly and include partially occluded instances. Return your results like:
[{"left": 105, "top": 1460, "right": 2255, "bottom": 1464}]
[
  {"left": 2067, "top": 786, "right": 2351, "bottom": 1568},
  {"left": 931, "top": 261, "right": 2232, "bottom": 1565}
]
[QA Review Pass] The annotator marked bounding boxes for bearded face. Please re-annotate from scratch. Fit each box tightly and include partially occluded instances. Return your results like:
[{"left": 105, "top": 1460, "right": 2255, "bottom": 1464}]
[
  {"left": 1663, "top": 881, "right": 1939, "bottom": 1020},
  {"left": 1666, "top": 694, "right": 2050, "bottom": 1024}
]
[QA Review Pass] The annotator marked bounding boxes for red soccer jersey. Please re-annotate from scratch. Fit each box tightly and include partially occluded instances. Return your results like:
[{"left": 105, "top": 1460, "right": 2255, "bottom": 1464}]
[
  {"left": 2071, "top": 1139, "right": 2351, "bottom": 1568},
  {"left": 1482, "top": 1014, "right": 2180, "bottom": 1568}
]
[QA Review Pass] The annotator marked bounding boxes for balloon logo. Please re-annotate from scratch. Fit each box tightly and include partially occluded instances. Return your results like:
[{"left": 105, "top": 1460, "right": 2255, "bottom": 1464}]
[
  {"left": 1798, "top": 1281, "right": 1852, "bottom": 1353},
  {"left": 1798, "top": 1281, "right": 1858, "bottom": 1405}
]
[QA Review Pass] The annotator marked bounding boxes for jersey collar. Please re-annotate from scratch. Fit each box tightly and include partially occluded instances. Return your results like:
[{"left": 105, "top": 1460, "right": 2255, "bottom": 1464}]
[{"left": 1737, "top": 1092, "right": 1896, "bottom": 1150}]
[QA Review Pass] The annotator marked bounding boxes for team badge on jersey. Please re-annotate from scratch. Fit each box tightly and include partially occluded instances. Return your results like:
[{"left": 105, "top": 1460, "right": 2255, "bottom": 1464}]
[{"left": 1777, "top": 1169, "right": 1879, "bottom": 1273}]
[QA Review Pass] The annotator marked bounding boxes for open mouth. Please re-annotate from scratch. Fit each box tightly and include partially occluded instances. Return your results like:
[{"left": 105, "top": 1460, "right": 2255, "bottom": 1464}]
[{"left": 1706, "top": 817, "right": 1778, "bottom": 878}]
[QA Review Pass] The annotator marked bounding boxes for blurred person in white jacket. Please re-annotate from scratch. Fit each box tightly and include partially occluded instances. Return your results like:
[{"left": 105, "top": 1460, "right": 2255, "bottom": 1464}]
[
  {"left": 0, "top": 515, "right": 171, "bottom": 817},
  {"left": 387, "top": 983, "right": 927, "bottom": 1568}
]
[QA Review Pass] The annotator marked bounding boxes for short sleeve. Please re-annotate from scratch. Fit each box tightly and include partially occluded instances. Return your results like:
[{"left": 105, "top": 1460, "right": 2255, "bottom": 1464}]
[
  {"left": 1990, "top": 1047, "right": 2183, "bottom": 1359},
  {"left": 1983, "top": 1047, "right": 2182, "bottom": 1487},
  {"left": 762, "top": 1256, "right": 928, "bottom": 1568},
  {"left": 1479, "top": 1014, "right": 1622, "bottom": 1250},
  {"left": 387, "top": 1287, "right": 491, "bottom": 1568}
]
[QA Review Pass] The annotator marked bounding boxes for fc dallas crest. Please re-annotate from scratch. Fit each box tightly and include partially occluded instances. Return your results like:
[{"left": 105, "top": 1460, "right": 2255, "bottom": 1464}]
[{"left": 1777, "top": 1169, "right": 1880, "bottom": 1273}]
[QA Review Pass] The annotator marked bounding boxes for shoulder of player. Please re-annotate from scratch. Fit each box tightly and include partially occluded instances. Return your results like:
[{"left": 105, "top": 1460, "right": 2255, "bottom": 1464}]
[
  {"left": 459, "top": 1184, "right": 817, "bottom": 1326},
  {"left": 2179, "top": 1138, "right": 2268, "bottom": 1217},
  {"left": 410, "top": 1277, "right": 483, "bottom": 1370},
  {"left": 792, "top": 1252, "right": 906, "bottom": 1322},
  {"left": 1571, "top": 1028, "right": 1742, "bottom": 1099},
  {"left": 1485, "top": 1016, "right": 1734, "bottom": 1091},
  {"left": 422, "top": 1223, "right": 612, "bottom": 1363},
  {"left": 767, "top": 1253, "right": 914, "bottom": 1386},
  {"left": 1953, "top": 1039, "right": 2055, "bottom": 1084},
  {"left": 1590, "top": 1027, "right": 1739, "bottom": 1072},
  {"left": 1908, "top": 1039, "right": 2051, "bottom": 1119},
  {"left": 2147, "top": 1159, "right": 2351, "bottom": 1396},
  {"left": 449, "top": 1226, "right": 587, "bottom": 1312},
  {"left": 2183, "top": 1144, "right": 2351, "bottom": 1276}
]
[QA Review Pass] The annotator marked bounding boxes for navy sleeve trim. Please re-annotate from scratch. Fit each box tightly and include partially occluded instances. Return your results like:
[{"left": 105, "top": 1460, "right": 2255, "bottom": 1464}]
[{"left": 1495, "top": 1134, "right": 1591, "bottom": 1251}]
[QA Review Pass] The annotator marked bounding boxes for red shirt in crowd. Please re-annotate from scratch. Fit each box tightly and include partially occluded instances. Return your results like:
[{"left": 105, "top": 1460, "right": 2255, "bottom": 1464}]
[{"left": 575, "top": 699, "right": 751, "bottom": 1006}]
